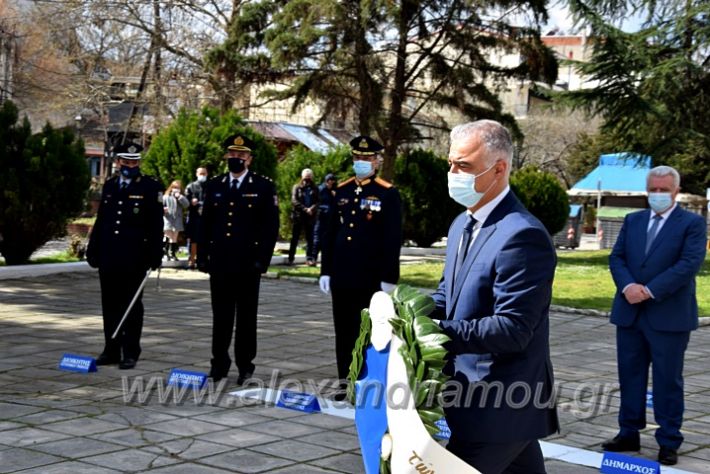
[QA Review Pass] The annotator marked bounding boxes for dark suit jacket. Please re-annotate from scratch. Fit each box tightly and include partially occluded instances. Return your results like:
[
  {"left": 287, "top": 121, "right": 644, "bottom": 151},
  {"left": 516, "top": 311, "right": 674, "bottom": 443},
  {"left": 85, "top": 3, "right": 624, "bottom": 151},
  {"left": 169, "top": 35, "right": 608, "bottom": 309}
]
[
  {"left": 431, "top": 191, "right": 559, "bottom": 443},
  {"left": 198, "top": 171, "right": 279, "bottom": 274},
  {"left": 290, "top": 181, "right": 319, "bottom": 222},
  {"left": 87, "top": 175, "right": 164, "bottom": 272},
  {"left": 609, "top": 206, "right": 707, "bottom": 332}
]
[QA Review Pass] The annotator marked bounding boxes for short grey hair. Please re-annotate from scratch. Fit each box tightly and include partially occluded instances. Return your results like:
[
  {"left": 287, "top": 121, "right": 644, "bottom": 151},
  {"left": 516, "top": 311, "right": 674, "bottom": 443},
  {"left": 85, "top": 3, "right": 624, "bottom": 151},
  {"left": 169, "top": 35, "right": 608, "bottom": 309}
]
[
  {"left": 450, "top": 120, "right": 513, "bottom": 166},
  {"left": 647, "top": 166, "right": 680, "bottom": 189},
  {"left": 301, "top": 168, "right": 313, "bottom": 179}
]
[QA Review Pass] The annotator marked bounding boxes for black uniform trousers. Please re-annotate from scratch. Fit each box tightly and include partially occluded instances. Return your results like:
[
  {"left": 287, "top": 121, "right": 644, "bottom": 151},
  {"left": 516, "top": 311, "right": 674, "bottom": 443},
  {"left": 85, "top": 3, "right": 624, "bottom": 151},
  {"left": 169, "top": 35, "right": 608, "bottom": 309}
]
[
  {"left": 209, "top": 269, "right": 261, "bottom": 376},
  {"left": 331, "top": 284, "right": 379, "bottom": 381},
  {"left": 99, "top": 269, "right": 146, "bottom": 360}
]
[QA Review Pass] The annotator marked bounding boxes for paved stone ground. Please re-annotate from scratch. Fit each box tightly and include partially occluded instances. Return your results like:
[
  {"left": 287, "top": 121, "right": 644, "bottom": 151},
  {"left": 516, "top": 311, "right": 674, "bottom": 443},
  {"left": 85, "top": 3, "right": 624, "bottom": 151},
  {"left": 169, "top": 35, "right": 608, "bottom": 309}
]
[{"left": 1, "top": 270, "right": 709, "bottom": 473}]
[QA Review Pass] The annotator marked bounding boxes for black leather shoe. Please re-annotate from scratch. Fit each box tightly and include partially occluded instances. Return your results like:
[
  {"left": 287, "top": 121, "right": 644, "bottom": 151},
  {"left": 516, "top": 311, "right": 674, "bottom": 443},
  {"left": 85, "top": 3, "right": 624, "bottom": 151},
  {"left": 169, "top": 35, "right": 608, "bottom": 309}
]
[
  {"left": 236, "top": 371, "right": 254, "bottom": 385},
  {"left": 118, "top": 358, "right": 137, "bottom": 370},
  {"left": 96, "top": 354, "right": 120, "bottom": 366},
  {"left": 601, "top": 434, "right": 640, "bottom": 452},
  {"left": 658, "top": 446, "right": 678, "bottom": 465},
  {"left": 208, "top": 370, "right": 227, "bottom": 382}
]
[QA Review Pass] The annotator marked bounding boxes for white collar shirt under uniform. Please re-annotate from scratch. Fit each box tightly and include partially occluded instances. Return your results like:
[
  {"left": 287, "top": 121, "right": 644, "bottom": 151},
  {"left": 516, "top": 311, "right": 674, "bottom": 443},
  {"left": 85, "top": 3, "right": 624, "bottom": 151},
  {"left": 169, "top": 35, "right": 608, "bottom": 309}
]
[{"left": 229, "top": 171, "right": 248, "bottom": 189}]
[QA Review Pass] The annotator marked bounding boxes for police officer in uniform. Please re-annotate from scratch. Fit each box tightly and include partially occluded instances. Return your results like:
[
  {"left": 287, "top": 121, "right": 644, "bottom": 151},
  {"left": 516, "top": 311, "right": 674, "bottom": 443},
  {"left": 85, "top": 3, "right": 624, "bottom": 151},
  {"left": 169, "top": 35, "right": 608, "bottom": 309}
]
[
  {"left": 319, "top": 136, "right": 402, "bottom": 398},
  {"left": 198, "top": 134, "right": 279, "bottom": 384},
  {"left": 87, "top": 142, "right": 164, "bottom": 370}
]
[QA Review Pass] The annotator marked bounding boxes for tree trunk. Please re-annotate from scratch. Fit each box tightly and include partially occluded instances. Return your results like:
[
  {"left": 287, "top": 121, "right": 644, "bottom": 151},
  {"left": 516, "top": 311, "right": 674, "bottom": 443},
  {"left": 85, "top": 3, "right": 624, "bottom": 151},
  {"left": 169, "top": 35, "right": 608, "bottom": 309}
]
[
  {"left": 152, "top": 0, "right": 164, "bottom": 128},
  {"left": 353, "top": 1, "right": 380, "bottom": 136},
  {"left": 381, "top": 3, "right": 412, "bottom": 182}
]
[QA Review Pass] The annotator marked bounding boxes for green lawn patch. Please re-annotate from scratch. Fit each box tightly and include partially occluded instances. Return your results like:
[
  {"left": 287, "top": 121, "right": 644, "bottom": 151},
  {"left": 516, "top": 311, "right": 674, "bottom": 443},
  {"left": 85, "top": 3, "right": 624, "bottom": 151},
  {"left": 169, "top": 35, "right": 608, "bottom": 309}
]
[{"left": 269, "top": 250, "right": 710, "bottom": 317}]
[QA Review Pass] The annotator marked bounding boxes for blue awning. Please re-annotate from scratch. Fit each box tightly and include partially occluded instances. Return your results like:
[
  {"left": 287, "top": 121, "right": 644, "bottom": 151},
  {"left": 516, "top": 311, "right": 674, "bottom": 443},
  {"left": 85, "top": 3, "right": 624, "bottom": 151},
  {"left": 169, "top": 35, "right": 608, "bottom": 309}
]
[{"left": 569, "top": 153, "right": 652, "bottom": 195}]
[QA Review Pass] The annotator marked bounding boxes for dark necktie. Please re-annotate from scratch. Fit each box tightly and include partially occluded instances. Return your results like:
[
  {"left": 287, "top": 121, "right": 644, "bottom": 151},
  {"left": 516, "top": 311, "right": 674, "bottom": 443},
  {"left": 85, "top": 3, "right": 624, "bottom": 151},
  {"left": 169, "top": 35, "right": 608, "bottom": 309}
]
[
  {"left": 120, "top": 181, "right": 128, "bottom": 190},
  {"left": 645, "top": 214, "right": 662, "bottom": 254},
  {"left": 231, "top": 179, "right": 238, "bottom": 191},
  {"left": 454, "top": 215, "right": 476, "bottom": 282}
]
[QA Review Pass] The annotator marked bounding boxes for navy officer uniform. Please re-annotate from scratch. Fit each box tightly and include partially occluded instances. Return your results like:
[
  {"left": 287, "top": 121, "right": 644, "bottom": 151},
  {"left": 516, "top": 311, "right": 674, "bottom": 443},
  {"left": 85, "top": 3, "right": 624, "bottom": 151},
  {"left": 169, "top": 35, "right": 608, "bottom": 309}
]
[
  {"left": 86, "top": 142, "right": 164, "bottom": 370},
  {"left": 198, "top": 134, "right": 279, "bottom": 384},
  {"left": 320, "top": 136, "right": 402, "bottom": 393}
]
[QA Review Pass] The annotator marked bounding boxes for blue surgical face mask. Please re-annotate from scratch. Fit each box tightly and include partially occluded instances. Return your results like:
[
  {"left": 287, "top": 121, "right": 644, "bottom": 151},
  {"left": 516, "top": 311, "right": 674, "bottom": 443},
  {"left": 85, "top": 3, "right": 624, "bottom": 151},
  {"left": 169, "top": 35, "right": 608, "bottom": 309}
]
[
  {"left": 353, "top": 160, "right": 373, "bottom": 179},
  {"left": 648, "top": 192, "right": 673, "bottom": 213},
  {"left": 120, "top": 165, "right": 140, "bottom": 179},
  {"left": 447, "top": 163, "right": 497, "bottom": 208}
]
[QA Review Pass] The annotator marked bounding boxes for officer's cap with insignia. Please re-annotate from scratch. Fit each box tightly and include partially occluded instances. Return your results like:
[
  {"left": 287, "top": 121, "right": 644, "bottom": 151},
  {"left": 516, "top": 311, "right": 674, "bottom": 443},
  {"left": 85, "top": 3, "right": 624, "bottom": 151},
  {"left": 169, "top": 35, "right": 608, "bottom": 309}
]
[
  {"left": 114, "top": 142, "right": 144, "bottom": 160},
  {"left": 223, "top": 134, "right": 255, "bottom": 153},
  {"left": 349, "top": 135, "right": 384, "bottom": 156}
]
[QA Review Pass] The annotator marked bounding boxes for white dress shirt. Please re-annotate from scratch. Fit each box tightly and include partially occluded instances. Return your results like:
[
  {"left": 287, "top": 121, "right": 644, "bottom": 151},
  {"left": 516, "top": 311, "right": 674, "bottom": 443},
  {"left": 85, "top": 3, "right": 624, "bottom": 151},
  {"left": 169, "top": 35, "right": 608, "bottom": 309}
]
[{"left": 460, "top": 186, "right": 511, "bottom": 253}]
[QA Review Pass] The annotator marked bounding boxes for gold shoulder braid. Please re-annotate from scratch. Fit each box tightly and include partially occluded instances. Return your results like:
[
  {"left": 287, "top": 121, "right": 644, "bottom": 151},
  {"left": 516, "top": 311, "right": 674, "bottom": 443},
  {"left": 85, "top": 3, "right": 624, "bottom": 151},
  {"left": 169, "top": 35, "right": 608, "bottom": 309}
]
[{"left": 347, "top": 284, "right": 451, "bottom": 474}]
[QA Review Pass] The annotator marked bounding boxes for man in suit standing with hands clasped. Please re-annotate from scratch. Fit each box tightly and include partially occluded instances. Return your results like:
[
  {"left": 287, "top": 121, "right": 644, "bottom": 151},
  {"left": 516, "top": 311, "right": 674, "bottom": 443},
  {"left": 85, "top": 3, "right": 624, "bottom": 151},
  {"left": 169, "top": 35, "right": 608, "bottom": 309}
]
[
  {"left": 430, "top": 120, "right": 558, "bottom": 473},
  {"left": 603, "top": 166, "right": 707, "bottom": 466}
]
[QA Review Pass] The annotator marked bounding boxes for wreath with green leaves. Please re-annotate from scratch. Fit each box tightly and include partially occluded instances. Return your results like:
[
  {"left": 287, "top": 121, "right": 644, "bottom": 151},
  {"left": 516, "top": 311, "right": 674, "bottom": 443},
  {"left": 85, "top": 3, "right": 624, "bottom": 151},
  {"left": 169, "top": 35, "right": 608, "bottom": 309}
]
[{"left": 347, "top": 285, "right": 451, "bottom": 473}]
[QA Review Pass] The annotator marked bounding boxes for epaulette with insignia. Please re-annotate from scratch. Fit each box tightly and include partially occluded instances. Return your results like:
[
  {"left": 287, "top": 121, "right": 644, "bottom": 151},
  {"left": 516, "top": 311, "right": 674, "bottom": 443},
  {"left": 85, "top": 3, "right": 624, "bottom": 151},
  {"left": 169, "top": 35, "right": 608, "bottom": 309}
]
[
  {"left": 338, "top": 176, "right": 356, "bottom": 188},
  {"left": 374, "top": 177, "right": 393, "bottom": 188},
  {"left": 139, "top": 175, "right": 160, "bottom": 186},
  {"left": 254, "top": 172, "right": 273, "bottom": 182}
]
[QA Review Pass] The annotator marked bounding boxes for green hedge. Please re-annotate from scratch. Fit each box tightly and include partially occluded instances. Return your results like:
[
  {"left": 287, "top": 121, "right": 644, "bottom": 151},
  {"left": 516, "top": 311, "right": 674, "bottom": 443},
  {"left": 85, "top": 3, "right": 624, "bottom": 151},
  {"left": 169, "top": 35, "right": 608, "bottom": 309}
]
[
  {"left": 0, "top": 101, "right": 90, "bottom": 264},
  {"left": 394, "top": 149, "right": 460, "bottom": 247},
  {"left": 142, "top": 107, "right": 278, "bottom": 188},
  {"left": 510, "top": 166, "right": 569, "bottom": 235}
]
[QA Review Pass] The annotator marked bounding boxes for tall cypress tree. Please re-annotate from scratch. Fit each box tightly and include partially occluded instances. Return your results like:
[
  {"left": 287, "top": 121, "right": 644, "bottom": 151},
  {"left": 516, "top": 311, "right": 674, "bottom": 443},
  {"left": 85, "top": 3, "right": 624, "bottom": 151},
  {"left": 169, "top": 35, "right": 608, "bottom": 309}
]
[
  {"left": 0, "top": 101, "right": 90, "bottom": 265},
  {"left": 263, "top": 0, "right": 558, "bottom": 180},
  {"left": 562, "top": 0, "right": 710, "bottom": 194}
]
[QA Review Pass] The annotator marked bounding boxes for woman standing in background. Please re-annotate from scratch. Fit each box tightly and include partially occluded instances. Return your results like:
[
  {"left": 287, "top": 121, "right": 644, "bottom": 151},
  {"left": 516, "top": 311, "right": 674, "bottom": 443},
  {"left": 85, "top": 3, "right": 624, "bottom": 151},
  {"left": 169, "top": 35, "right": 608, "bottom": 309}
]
[{"left": 163, "top": 180, "right": 189, "bottom": 261}]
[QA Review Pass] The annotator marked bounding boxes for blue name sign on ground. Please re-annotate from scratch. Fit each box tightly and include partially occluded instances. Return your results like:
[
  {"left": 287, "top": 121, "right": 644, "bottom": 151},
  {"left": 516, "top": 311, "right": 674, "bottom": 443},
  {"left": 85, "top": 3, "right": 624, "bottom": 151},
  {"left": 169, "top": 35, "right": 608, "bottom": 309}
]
[
  {"left": 433, "top": 418, "right": 451, "bottom": 440},
  {"left": 58, "top": 354, "right": 97, "bottom": 373},
  {"left": 601, "top": 452, "right": 660, "bottom": 474},
  {"left": 167, "top": 369, "right": 207, "bottom": 389},
  {"left": 276, "top": 390, "right": 320, "bottom": 413}
]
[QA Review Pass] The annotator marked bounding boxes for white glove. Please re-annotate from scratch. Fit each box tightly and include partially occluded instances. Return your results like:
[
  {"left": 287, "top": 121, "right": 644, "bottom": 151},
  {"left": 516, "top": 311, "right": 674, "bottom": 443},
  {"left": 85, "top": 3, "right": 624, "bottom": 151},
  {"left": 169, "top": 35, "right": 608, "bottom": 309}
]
[
  {"left": 380, "top": 281, "right": 396, "bottom": 294},
  {"left": 319, "top": 275, "right": 331, "bottom": 295}
]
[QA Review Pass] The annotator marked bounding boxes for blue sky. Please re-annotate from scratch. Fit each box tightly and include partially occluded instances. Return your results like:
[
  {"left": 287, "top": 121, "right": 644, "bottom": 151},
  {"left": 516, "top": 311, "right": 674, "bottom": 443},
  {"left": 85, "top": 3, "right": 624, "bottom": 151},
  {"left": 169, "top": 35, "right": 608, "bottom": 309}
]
[{"left": 545, "top": 1, "right": 646, "bottom": 33}]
